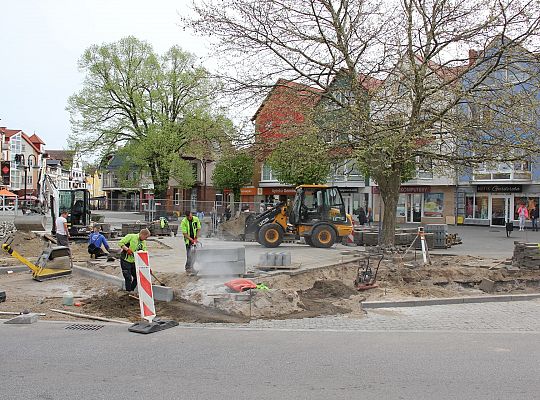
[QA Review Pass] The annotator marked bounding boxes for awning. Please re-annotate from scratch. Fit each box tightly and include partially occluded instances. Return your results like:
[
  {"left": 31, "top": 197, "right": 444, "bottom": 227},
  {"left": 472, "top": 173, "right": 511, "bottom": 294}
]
[{"left": 0, "top": 189, "right": 18, "bottom": 197}]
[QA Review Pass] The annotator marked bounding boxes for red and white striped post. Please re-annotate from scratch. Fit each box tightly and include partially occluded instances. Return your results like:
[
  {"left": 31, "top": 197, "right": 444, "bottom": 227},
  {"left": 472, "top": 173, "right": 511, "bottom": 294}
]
[{"left": 134, "top": 251, "right": 156, "bottom": 323}]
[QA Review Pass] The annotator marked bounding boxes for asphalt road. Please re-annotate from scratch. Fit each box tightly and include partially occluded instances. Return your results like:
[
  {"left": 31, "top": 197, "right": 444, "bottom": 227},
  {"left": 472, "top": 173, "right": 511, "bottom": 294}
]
[{"left": 1, "top": 322, "right": 538, "bottom": 400}]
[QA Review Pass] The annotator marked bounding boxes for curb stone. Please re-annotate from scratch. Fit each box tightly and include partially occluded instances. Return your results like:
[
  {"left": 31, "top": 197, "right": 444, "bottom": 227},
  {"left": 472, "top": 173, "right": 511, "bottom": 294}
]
[
  {"left": 72, "top": 265, "right": 173, "bottom": 302},
  {"left": 362, "top": 293, "right": 540, "bottom": 308}
]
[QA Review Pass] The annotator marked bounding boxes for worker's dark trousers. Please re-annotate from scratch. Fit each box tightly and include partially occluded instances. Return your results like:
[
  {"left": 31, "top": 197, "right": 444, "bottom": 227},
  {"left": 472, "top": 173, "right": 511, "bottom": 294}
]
[
  {"left": 120, "top": 258, "right": 137, "bottom": 291},
  {"left": 88, "top": 246, "right": 106, "bottom": 258},
  {"left": 185, "top": 243, "right": 194, "bottom": 270},
  {"left": 56, "top": 234, "right": 69, "bottom": 247}
]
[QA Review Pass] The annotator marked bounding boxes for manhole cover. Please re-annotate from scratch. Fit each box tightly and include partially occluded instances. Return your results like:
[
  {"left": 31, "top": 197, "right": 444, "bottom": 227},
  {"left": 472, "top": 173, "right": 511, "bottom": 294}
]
[{"left": 65, "top": 324, "right": 104, "bottom": 331}]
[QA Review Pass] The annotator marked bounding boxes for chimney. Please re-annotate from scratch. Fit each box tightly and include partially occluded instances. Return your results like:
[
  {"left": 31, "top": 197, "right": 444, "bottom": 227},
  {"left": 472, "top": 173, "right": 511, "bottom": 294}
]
[{"left": 468, "top": 49, "right": 479, "bottom": 66}]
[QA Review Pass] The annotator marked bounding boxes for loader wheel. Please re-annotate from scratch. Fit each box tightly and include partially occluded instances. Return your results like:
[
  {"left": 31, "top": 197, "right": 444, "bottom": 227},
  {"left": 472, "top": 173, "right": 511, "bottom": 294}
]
[
  {"left": 258, "top": 223, "right": 283, "bottom": 248},
  {"left": 311, "top": 225, "right": 336, "bottom": 248}
]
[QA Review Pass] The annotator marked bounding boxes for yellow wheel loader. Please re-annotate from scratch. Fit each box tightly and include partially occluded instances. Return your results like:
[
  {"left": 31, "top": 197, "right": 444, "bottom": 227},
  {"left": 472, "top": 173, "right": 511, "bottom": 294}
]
[
  {"left": 243, "top": 185, "right": 354, "bottom": 248},
  {"left": 2, "top": 235, "right": 72, "bottom": 281}
]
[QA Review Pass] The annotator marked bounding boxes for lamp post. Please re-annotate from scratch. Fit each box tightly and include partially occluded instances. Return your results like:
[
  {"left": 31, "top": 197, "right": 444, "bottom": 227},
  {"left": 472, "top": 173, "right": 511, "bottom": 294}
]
[{"left": 15, "top": 153, "right": 38, "bottom": 210}]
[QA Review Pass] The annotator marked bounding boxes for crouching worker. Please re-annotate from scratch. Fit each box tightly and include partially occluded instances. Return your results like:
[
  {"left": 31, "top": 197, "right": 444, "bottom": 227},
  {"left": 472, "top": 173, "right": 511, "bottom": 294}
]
[
  {"left": 88, "top": 226, "right": 110, "bottom": 258},
  {"left": 118, "top": 228, "right": 150, "bottom": 292}
]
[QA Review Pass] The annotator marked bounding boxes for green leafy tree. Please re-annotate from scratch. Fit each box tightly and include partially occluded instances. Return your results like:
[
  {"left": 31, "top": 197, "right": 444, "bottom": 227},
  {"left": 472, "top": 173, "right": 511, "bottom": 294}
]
[
  {"left": 189, "top": 0, "right": 540, "bottom": 245},
  {"left": 266, "top": 132, "right": 332, "bottom": 186},
  {"left": 212, "top": 152, "right": 254, "bottom": 200},
  {"left": 169, "top": 157, "right": 196, "bottom": 189},
  {"left": 67, "top": 36, "right": 231, "bottom": 198}
]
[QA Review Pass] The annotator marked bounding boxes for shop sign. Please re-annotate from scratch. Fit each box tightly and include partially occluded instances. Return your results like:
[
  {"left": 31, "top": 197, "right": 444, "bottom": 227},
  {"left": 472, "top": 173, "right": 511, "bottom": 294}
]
[
  {"left": 338, "top": 187, "right": 359, "bottom": 193},
  {"left": 262, "top": 187, "right": 297, "bottom": 196},
  {"left": 372, "top": 186, "right": 431, "bottom": 194},
  {"left": 240, "top": 187, "right": 258, "bottom": 196},
  {"left": 476, "top": 184, "right": 522, "bottom": 193}
]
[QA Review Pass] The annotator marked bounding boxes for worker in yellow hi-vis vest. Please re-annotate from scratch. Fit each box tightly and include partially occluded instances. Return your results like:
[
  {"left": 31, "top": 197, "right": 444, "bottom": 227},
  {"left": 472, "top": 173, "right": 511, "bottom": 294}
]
[{"left": 181, "top": 211, "right": 201, "bottom": 275}]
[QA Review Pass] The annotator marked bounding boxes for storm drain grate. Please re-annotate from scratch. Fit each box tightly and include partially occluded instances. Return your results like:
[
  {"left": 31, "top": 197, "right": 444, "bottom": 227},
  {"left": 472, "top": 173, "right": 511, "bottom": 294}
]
[{"left": 65, "top": 324, "right": 104, "bottom": 331}]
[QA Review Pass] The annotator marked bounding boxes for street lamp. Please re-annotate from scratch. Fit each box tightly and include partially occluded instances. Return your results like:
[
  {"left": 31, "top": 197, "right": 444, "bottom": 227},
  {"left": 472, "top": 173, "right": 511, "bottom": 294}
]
[{"left": 15, "top": 153, "right": 39, "bottom": 210}]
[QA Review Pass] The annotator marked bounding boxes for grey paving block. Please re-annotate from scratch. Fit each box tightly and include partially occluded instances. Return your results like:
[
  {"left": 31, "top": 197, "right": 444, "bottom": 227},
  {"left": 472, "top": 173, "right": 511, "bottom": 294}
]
[
  {"left": 478, "top": 279, "right": 495, "bottom": 293},
  {"left": 462, "top": 295, "right": 513, "bottom": 303},
  {"left": 0, "top": 266, "right": 28, "bottom": 274},
  {"left": 196, "top": 247, "right": 245, "bottom": 262},
  {"left": 196, "top": 260, "right": 246, "bottom": 276},
  {"left": 4, "top": 313, "right": 39, "bottom": 324},
  {"left": 72, "top": 265, "right": 125, "bottom": 289},
  {"left": 152, "top": 285, "right": 173, "bottom": 302}
]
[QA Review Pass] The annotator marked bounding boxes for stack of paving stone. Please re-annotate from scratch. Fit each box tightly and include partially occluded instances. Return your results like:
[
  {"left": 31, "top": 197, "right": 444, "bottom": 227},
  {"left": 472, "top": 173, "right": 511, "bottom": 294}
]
[
  {"left": 424, "top": 224, "right": 448, "bottom": 249},
  {"left": 512, "top": 242, "right": 540, "bottom": 270},
  {"left": 121, "top": 222, "right": 149, "bottom": 235}
]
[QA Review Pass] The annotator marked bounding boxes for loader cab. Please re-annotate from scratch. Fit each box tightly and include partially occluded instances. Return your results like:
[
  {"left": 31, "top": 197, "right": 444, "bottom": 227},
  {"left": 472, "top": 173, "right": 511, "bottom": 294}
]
[{"left": 291, "top": 186, "right": 348, "bottom": 225}]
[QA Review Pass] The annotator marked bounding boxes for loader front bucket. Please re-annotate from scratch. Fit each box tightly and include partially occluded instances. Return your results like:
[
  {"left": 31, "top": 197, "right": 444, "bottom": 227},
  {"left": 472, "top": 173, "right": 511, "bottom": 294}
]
[{"left": 14, "top": 215, "right": 47, "bottom": 232}]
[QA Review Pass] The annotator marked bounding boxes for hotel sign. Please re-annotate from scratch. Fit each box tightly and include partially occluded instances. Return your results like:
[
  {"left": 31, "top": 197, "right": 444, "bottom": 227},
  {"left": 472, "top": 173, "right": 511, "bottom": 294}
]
[{"left": 476, "top": 184, "right": 522, "bottom": 193}]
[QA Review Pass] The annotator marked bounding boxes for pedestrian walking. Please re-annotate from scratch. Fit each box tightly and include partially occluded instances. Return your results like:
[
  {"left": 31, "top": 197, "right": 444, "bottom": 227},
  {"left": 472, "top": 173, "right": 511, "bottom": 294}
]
[
  {"left": 366, "top": 207, "right": 374, "bottom": 227},
  {"left": 88, "top": 225, "right": 110, "bottom": 258},
  {"left": 357, "top": 207, "right": 367, "bottom": 226},
  {"left": 55, "top": 210, "right": 70, "bottom": 247},
  {"left": 259, "top": 200, "right": 266, "bottom": 214},
  {"left": 517, "top": 203, "right": 529, "bottom": 231},
  {"left": 531, "top": 203, "right": 539, "bottom": 232},
  {"left": 181, "top": 211, "right": 201, "bottom": 274},
  {"left": 118, "top": 228, "right": 150, "bottom": 292}
]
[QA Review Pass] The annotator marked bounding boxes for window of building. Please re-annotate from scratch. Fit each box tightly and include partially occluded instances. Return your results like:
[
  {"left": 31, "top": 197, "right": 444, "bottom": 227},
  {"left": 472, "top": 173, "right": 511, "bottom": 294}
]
[
  {"left": 476, "top": 194, "right": 489, "bottom": 219},
  {"left": 261, "top": 164, "right": 275, "bottom": 181},
  {"left": 514, "top": 196, "right": 539, "bottom": 220},
  {"left": 174, "top": 189, "right": 181, "bottom": 206},
  {"left": 423, "top": 193, "right": 444, "bottom": 217},
  {"left": 397, "top": 194, "right": 407, "bottom": 218}
]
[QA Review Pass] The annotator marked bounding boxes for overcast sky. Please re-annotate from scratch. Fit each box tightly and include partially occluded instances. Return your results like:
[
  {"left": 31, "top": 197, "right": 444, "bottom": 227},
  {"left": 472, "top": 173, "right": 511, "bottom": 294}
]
[{"left": 0, "top": 0, "right": 208, "bottom": 150}]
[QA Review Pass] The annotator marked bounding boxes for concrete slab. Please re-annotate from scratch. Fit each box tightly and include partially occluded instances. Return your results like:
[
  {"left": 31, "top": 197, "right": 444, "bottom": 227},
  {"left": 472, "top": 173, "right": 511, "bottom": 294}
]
[
  {"left": 0, "top": 266, "right": 27, "bottom": 274},
  {"left": 478, "top": 279, "right": 495, "bottom": 293},
  {"left": 4, "top": 313, "right": 39, "bottom": 324},
  {"left": 72, "top": 265, "right": 125, "bottom": 289},
  {"left": 152, "top": 285, "right": 174, "bottom": 302}
]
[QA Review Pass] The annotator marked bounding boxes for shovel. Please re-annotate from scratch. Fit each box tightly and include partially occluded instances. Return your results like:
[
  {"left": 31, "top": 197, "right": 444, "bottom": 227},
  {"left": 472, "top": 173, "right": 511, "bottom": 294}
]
[{"left": 150, "top": 270, "right": 166, "bottom": 286}]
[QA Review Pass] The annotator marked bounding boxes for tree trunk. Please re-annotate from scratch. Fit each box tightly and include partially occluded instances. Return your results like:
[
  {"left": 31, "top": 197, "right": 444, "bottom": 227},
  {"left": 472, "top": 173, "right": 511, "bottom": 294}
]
[
  {"left": 148, "top": 161, "right": 169, "bottom": 199},
  {"left": 375, "top": 172, "right": 402, "bottom": 246}
]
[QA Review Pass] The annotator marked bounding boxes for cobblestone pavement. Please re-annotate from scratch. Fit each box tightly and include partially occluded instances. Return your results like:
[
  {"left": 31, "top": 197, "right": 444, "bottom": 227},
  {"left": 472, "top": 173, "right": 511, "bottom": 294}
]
[{"left": 177, "top": 299, "right": 540, "bottom": 332}]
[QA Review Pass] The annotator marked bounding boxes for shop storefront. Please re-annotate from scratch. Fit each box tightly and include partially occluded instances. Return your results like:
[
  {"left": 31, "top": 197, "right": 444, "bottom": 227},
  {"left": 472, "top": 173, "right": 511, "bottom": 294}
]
[
  {"left": 338, "top": 187, "right": 369, "bottom": 216},
  {"left": 373, "top": 185, "right": 455, "bottom": 224},
  {"left": 240, "top": 186, "right": 297, "bottom": 211},
  {"left": 461, "top": 184, "right": 538, "bottom": 226}
]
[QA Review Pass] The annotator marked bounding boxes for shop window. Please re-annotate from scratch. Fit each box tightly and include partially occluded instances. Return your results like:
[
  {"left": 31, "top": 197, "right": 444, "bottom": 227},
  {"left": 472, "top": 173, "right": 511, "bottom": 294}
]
[
  {"left": 465, "top": 195, "right": 475, "bottom": 218},
  {"left": 423, "top": 193, "right": 444, "bottom": 217},
  {"left": 475, "top": 194, "right": 489, "bottom": 219},
  {"left": 514, "top": 196, "right": 539, "bottom": 220},
  {"left": 397, "top": 194, "right": 406, "bottom": 218}
]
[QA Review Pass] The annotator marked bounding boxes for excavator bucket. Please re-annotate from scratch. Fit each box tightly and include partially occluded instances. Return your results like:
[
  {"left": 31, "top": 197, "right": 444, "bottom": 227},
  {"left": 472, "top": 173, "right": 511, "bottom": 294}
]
[
  {"left": 14, "top": 215, "right": 47, "bottom": 232},
  {"left": 33, "top": 246, "right": 72, "bottom": 281}
]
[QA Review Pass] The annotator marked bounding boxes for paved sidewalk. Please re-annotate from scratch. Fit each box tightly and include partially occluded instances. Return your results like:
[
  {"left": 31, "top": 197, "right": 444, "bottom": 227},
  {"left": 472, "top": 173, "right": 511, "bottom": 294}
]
[{"left": 176, "top": 299, "right": 540, "bottom": 332}]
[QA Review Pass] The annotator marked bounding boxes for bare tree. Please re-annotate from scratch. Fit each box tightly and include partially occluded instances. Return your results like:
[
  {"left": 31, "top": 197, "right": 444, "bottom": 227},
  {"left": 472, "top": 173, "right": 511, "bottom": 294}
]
[{"left": 187, "top": 0, "right": 540, "bottom": 244}]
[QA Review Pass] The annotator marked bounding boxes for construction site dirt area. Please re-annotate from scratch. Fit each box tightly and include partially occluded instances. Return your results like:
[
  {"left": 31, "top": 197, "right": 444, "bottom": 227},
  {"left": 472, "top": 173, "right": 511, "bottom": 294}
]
[{"left": 1, "top": 230, "right": 539, "bottom": 324}]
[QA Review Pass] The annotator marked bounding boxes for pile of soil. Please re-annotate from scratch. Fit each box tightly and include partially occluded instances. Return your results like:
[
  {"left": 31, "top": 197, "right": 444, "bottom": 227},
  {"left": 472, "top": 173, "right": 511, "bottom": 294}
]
[
  {"left": 301, "top": 280, "right": 358, "bottom": 299},
  {"left": 84, "top": 290, "right": 248, "bottom": 323}
]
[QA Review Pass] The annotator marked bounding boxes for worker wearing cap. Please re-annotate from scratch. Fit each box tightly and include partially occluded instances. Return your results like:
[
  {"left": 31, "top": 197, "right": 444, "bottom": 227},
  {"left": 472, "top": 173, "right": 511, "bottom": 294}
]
[
  {"left": 181, "top": 211, "right": 201, "bottom": 274},
  {"left": 118, "top": 228, "right": 150, "bottom": 291}
]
